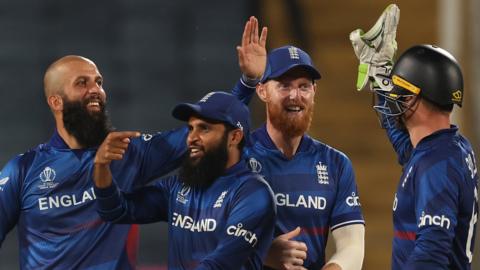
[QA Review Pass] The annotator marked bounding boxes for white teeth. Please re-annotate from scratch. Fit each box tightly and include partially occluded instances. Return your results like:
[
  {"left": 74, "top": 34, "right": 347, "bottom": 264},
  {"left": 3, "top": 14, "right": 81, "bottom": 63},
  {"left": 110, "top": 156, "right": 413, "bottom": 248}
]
[
  {"left": 286, "top": 106, "right": 302, "bottom": 112},
  {"left": 88, "top": 102, "right": 100, "bottom": 106}
]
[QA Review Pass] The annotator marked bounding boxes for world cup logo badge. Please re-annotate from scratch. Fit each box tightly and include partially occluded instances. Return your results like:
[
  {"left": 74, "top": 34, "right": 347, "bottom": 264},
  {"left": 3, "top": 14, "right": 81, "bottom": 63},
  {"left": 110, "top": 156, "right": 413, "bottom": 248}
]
[
  {"left": 40, "top": 167, "right": 56, "bottom": 182},
  {"left": 248, "top": 158, "right": 262, "bottom": 173},
  {"left": 38, "top": 167, "right": 58, "bottom": 189}
]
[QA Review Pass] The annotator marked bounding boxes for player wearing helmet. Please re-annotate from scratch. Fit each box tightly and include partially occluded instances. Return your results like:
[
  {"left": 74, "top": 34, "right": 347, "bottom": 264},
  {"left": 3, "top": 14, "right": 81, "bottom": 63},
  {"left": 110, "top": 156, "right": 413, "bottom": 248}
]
[{"left": 352, "top": 22, "right": 479, "bottom": 269}]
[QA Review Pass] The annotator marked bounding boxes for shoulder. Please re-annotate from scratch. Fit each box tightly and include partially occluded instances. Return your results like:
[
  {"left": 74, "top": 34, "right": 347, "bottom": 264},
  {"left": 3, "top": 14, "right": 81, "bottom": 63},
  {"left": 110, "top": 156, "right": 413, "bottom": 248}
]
[
  {"left": 233, "top": 171, "right": 274, "bottom": 203},
  {"left": 3, "top": 148, "right": 38, "bottom": 170},
  {"left": 308, "top": 137, "right": 353, "bottom": 166}
]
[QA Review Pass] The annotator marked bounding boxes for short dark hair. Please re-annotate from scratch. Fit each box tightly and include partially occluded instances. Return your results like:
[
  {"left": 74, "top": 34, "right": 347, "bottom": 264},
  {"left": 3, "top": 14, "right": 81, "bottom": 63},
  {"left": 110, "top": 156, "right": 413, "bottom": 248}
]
[
  {"left": 422, "top": 96, "right": 454, "bottom": 113},
  {"left": 225, "top": 124, "right": 246, "bottom": 151}
]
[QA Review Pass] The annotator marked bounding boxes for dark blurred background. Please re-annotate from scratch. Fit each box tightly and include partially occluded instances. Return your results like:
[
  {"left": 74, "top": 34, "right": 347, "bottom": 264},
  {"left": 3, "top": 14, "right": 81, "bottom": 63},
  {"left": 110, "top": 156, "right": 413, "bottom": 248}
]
[{"left": 0, "top": 1, "right": 479, "bottom": 269}]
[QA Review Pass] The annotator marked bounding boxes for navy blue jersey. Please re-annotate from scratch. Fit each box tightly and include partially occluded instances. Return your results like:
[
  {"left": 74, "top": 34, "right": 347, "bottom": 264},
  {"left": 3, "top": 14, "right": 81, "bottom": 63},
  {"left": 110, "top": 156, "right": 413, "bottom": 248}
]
[
  {"left": 387, "top": 124, "right": 479, "bottom": 270},
  {"left": 233, "top": 80, "right": 365, "bottom": 269},
  {"left": 95, "top": 161, "right": 276, "bottom": 270},
  {"left": 0, "top": 128, "right": 187, "bottom": 269}
]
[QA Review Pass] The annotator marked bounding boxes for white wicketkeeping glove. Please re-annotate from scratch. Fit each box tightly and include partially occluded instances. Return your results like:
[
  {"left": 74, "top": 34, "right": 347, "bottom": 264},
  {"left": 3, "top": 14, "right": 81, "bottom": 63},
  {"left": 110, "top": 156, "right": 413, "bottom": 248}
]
[{"left": 350, "top": 4, "right": 400, "bottom": 92}]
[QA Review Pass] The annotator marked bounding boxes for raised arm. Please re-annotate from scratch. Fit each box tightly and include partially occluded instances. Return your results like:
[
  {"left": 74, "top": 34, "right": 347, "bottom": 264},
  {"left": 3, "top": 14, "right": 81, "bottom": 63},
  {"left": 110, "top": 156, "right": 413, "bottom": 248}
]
[
  {"left": 232, "top": 16, "right": 268, "bottom": 105},
  {"left": 93, "top": 131, "right": 171, "bottom": 223}
]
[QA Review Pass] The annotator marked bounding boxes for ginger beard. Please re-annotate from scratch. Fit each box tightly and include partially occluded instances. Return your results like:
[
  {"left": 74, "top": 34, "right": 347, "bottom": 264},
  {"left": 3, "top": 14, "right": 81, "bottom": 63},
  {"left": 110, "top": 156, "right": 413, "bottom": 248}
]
[{"left": 267, "top": 95, "right": 314, "bottom": 138}]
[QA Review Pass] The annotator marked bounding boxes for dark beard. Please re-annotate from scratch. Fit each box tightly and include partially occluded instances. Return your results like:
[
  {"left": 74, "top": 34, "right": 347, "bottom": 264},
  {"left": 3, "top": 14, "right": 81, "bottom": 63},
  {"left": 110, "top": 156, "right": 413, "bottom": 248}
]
[
  {"left": 62, "top": 98, "right": 112, "bottom": 148},
  {"left": 268, "top": 99, "right": 314, "bottom": 138},
  {"left": 178, "top": 132, "right": 229, "bottom": 189}
]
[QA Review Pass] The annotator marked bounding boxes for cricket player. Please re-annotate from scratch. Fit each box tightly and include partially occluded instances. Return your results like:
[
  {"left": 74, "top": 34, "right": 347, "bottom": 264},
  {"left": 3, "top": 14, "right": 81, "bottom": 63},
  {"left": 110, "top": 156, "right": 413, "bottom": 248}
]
[
  {"left": 350, "top": 4, "right": 478, "bottom": 269},
  {"left": 0, "top": 55, "right": 187, "bottom": 269},
  {"left": 232, "top": 16, "right": 365, "bottom": 270},
  {"left": 93, "top": 91, "right": 276, "bottom": 270}
]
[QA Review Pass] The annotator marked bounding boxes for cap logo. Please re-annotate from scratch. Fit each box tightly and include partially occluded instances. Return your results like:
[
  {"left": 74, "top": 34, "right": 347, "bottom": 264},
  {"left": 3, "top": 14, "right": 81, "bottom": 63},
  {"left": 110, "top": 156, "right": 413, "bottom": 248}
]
[
  {"left": 392, "top": 75, "right": 421, "bottom": 95},
  {"left": 199, "top": 92, "right": 216, "bottom": 103},
  {"left": 288, "top": 47, "right": 300, "bottom": 60},
  {"left": 452, "top": 90, "right": 462, "bottom": 103},
  {"left": 236, "top": 121, "right": 243, "bottom": 131}
]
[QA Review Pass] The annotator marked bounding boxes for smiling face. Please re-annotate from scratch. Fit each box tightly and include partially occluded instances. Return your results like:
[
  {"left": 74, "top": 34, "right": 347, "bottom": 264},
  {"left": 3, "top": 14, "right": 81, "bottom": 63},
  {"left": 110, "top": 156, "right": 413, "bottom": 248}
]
[
  {"left": 44, "top": 56, "right": 111, "bottom": 148},
  {"left": 179, "top": 116, "right": 230, "bottom": 188},
  {"left": 258, "top": 66, "right": 316, "bottom": 138},
  {"left": 60, "top": 58, "right": 106, "bottom": 114}
]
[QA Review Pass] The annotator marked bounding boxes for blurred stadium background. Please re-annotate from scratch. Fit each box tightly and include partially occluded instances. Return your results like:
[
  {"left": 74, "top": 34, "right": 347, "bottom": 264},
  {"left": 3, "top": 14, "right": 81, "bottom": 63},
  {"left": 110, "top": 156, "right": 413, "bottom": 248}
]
[{"left": 0, "top": 0, "right": 479, "bottom": 269}]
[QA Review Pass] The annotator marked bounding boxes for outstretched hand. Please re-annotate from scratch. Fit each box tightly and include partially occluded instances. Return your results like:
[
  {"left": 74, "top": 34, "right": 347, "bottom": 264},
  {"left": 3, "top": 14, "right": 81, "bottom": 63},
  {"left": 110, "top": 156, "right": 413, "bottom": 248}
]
[
  {"left": 94, "top": 131, "right": 141, "bottom": 165},
  {"left": 93, "top": 131, "right": 140, "bottom": 188},
  {"left": 236, "top": 16, "right": 268, "bottom": 80}
]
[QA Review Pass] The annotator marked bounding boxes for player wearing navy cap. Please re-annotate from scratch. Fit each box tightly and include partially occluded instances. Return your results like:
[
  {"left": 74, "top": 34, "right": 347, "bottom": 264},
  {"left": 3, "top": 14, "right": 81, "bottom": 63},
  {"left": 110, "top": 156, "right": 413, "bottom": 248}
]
[
  {"left": 93, "top": 91, "right": 276, "bottom": 270},
  {"left": 232, "top": 17, "right": 365, "bottom": 270},
  {"left": 0, "top": 55, "right": 188, "bottom": 269},
  {"left": 350, "top": 5, "right": 478, "bottom": 269}
]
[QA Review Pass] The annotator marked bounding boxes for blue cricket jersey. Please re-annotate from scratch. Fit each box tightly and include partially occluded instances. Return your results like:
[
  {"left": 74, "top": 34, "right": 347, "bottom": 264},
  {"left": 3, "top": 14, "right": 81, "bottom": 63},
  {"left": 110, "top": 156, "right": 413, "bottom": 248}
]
[
  {"left": 386, "top": 122, "right": 479, "bottom": 270},
  {"left": 95, "top": 161, "right": 276, "bottom": 270},
  {"left": 0, "top": 128, "right": 187, "bottom": 269},
  {"left": 233, "top": 80, "right": 365, "bottom": 269}
]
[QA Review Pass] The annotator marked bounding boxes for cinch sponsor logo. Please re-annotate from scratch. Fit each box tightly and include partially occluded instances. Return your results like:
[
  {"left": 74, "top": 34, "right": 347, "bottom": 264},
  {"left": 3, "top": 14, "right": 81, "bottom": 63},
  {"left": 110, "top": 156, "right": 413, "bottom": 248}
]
[
  {"left": 171, "top": 212, "right": 216, "bottom": 232},
  {"left": 346, "top": 192, "right": 361, "bottom": 207},
  {"left": 227, "top": 223, "right": 258, "bottom": 247},
  {"left": 275, "top": 193, "right": 326, "bottom": 210},
  {"left": 418, "top": 211, "right": 451, "bottom": 229},
  {"left": 38, "top": 187, "right": 96, "bottom": 211}
]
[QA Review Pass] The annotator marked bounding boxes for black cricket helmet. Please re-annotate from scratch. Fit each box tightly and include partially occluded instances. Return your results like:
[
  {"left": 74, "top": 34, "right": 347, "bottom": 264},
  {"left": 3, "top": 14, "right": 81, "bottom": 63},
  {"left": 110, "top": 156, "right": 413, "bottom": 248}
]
[{"left": 375, "top": 44, "right": 463, "bottom": 117}]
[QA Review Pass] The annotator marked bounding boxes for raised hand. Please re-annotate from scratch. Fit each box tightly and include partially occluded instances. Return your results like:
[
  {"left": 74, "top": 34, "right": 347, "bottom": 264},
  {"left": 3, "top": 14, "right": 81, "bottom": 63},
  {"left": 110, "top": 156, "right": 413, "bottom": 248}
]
[
  {"left": 349, "top": 4, "right": 400, "bottom": 92},
  {"left": 264, "top": 227, "right": 308, "bottom": 270},
  {"left": 236, "top": 16, "right": 268, "bottom": 80}
]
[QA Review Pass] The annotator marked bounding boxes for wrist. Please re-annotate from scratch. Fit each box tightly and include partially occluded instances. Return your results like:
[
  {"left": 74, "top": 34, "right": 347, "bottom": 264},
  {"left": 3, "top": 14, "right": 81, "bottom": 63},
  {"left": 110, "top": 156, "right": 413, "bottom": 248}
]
[{"left": 241, "top": 73, "right": 261, "bottom": 87}]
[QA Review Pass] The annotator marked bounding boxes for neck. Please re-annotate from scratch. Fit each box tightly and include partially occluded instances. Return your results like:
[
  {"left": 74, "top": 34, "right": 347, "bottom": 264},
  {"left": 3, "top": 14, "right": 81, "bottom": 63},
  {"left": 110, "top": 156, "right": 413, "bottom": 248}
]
[
  {"left": 266, "top": 121, "right": 302, "bottom": 159},
  {"left": 407, "top": 111, "right": 451, "bottom": 148},
  {"left": 225, "top": 149, "right": 240, "bottom": 169},
  {"left": 55, "top": 117, "right": 83, "bottom": 149}
]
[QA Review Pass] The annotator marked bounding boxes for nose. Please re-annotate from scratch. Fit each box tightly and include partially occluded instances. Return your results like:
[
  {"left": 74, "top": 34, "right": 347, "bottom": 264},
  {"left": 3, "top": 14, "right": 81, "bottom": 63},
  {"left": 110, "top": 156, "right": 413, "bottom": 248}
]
[
  {"left": 187, "top": 129, "right": 199, "bottom": 146},
  {"left": 87, "top": 81, "right": 102, "bottom": 95},
  {"left": 288, "top": 88, "right": 300, "bottom": 99}
]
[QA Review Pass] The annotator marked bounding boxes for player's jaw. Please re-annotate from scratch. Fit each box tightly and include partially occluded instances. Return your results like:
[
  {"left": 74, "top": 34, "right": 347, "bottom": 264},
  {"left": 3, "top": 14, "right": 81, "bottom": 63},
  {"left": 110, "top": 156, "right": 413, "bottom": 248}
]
[
  {"left": 62, "top": 95, "right": 112, "bottom": 148},
  {"left": 179, "top": 133, "right": 229, "bottom": 188},
  {"left": 187, "top": 144, "right": 204, "bottom": 163},
  {"left": 268, "top": 97, "right": 314, "bottom": 138}
]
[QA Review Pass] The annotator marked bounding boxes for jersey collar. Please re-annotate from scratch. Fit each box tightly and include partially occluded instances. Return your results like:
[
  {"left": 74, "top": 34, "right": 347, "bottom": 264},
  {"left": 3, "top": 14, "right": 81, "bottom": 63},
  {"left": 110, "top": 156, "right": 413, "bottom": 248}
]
[
  {"left": 415, "top": 125, "right": 458, "bottom": 151},
  {"left": 47, "top": 129, "right": 97, "bottom": 151},
  {"left": 251, "top": 124, "right": 313, "bottom": 154}
]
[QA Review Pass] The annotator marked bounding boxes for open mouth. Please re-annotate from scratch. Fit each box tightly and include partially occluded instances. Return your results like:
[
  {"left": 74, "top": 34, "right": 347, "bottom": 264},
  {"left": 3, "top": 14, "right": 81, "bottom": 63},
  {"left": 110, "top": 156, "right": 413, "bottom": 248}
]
[
  {"left": 189, "top": 146, "right": 204, "bottom": 159},
  {"left": 285, "top": 105, "right": 304, "bottom": 113},
  {"left": 85, "top": 99, "right": 103, "bottom": 111}
]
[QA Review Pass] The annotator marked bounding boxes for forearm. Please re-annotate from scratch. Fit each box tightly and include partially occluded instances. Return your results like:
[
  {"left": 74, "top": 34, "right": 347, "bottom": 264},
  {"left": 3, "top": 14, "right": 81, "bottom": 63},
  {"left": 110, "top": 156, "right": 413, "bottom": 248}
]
[
  {"left": 325, "top": 224, "right": 365, "bottom": 270},
  {"left": 93, "top": 163, "right": 112, "bottom": 188}
]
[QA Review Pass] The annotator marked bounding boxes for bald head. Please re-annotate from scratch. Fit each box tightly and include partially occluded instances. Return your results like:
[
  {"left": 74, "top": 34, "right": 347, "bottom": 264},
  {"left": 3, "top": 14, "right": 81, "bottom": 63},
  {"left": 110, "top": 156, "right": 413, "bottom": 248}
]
[{"left": 43, "top": 55, "right": 97, "bottom": 99}]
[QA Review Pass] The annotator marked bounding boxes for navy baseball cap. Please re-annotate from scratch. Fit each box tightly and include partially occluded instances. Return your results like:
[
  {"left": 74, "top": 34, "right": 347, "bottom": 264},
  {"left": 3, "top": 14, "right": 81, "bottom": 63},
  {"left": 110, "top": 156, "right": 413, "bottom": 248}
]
[
  {"left": 261, "top": 45, "right": 321, "bottom": 83},
  {"left": 172, "top": 91, "right": 250, "bottom": 136}
]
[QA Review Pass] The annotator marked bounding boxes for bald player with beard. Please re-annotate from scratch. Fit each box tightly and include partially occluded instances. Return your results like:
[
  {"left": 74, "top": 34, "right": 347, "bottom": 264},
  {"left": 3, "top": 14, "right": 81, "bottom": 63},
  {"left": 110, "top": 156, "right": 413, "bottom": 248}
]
[
  {"left": 0, "top": 55, "right": 187, "bottom": 269},
  {"left": 232, "top": 17, "right": 365, "bottom": 270}
]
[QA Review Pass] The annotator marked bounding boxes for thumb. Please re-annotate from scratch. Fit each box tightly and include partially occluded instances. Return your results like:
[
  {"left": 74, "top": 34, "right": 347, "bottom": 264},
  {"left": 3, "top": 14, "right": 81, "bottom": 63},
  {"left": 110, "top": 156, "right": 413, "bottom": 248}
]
[{"left": 279, "top": 226, "right": 302, "bottom": 240}]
